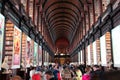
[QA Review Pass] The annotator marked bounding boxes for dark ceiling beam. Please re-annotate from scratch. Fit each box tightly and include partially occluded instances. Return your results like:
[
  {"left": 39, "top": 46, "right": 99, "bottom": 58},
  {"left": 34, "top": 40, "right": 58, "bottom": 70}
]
[
  {"left": 50, "top": 22, "right": 74, "bottom": 31},
  {"left": 50, "top": 20, "right": 76, "bottom": 30},
  {"left": 55, "top": 29, "right": 69, "bottom": 35},
  {"left": 46, "top": 7, "right": 79, "bottom": 22},
  {"left": 55, "top": 31, "right": 70, "bottom": 37},
  {"left": 47, "top": 12, "right": 77, "bottom": 25},
  {"left": 48, "top": 15, "right": 76, "bottom": 26},
  {"left": 52, "top": 25, "right": 72, "bottom": 34},
  {"left": 78, "top": 0, "right": 84, "bottom": 7},
  {"left": 42, "top": 0, "right": 48, "bottom": 8},
  {"left": 49, "top": 18, "right": 76, "bottom": 27},
  {"left": 50, "top": 25, "right": 73, "bottom": 33},
  {"left": 48, "top": 16, "right": 75, "bottom": 29},
  {"left": 43, "top": 1, "right": 81, "bottom": 16},
  {"left": 51, "top": 25, "right": 73, "bottom": 41}
]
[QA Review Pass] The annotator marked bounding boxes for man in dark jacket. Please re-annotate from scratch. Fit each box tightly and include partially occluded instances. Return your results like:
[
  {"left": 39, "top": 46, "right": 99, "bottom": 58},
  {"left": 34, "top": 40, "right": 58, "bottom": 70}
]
[
  {"left": 52, "top": 65, "right": 59, "bottom": 80},
  {"left": 45, "top": 70, "right": 57, "bottom": 80},
  {"left": 90, "top": 65, "right": 104, "bottom": 80}
]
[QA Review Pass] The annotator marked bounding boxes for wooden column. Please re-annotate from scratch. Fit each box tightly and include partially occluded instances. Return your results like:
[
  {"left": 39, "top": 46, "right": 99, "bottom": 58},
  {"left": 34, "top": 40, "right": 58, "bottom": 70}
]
[
  {"left": 33, "top": 0, "right": 35, "bottom": 24},
  {"left": 26, "top": 0, "right": 30, "bottom": 15}
]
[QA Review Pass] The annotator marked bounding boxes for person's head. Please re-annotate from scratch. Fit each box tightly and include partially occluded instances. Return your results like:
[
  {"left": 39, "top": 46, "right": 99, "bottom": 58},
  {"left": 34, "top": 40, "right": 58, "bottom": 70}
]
[
  {"left": 54, "top": 65, "right": 58, "bottom": 70},
  {"left": 36, "top": 66, "right": 40, "bottom": 71},
  {"left": 93, "top": 65, "right": 99, "bottom": 71},
  {"left": 30, "top": 66, "right": 35, "bottom": 70},
  {"left": 63, "top": 65, "right": 67, "bottom": 69},
  {"left": 64, "top": 66, "right": 69, "bottom": 70},
  {"left": 45, "top": 70, "right": 54, "bottom": 80},
  {"left": 49, "top": 64, "right": 52, "bottom": 68},
  {"left": 85, "top": 66, "right": 91, "bottom": 73},
  {"left": 12, "top": 75, "right": 22, "bottom": 80}
]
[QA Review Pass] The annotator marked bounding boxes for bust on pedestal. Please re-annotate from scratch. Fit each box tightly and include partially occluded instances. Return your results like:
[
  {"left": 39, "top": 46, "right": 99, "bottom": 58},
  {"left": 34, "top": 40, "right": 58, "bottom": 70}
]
[{"left": 1, "top": 56, "right": 9, "bottom": 73}]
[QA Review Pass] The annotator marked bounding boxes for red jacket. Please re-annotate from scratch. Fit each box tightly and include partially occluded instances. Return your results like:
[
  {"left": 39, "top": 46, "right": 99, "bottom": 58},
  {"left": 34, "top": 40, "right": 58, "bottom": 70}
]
[
  {"left": 82, "top": 74, "right": 90, "bottom": 80},
  {"left": 32, "top": 73, "right": 41, "bottom": 80},
  {"left": 57, "top": 72, "right": 62, "bottom": 80}
]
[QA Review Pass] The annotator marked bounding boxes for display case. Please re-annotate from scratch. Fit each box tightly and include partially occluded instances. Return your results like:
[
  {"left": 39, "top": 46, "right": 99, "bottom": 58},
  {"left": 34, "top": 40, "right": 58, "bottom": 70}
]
[{"left": 96, "top": 39, "right": 101, "bottom": 65}]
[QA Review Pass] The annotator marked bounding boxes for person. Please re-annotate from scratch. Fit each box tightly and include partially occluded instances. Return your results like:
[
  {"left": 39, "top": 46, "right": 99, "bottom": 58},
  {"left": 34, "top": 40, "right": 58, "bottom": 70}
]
[
  {"left": 45, "top": 70, "right": 57, "bottom": 80},
  {"left": 12, "top": 75, "right": 22, "bottom": 80},
  {"left": 75, "top": 68, "right": 82, "bottom": 80},
  {"left": 53, "top": 65, "right": 59, "bottom": 80},
  {"left": 90, "top": 65, "right": 103, "bottom": 80},
  {"left": 32, "top": 70, "right": 41, "bottom": 80},
  {"left": 29, "top": 67, "right": 35, "bottom": 80},
  {"left": 61, "top": 66, "right": 72, "bottom": 80},
  {"left": 82, "top": 66, "right": 91, "bottom": 80}
]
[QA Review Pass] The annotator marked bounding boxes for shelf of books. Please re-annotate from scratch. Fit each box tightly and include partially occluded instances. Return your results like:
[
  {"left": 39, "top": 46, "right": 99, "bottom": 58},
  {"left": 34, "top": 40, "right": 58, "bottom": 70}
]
[
  {"left": 4, "top": 20, "right": 14, "bottom": 69},
  {"left": 90, "top": 43, "right": 93, "bottom": 65},
  {"left": 105, "top": 32, "right": 112, "bottom": 65},
  {"left": 96, "top": 39, "right": 101, "bottom": 65},
  {"left": 21, "top": 33, "right": 27, "bottom": 68},
  {"left": 38, "top": 45, "right": 42, "bottom": 66},
  {"left": 100, "top": 32, "right": 112, "bottom": 66},
  {"left": 86, "top": 45, "right": 90, "bottom": 65},
  {"left": 86, "top": 47, "right": 88, "bottom": 65}
]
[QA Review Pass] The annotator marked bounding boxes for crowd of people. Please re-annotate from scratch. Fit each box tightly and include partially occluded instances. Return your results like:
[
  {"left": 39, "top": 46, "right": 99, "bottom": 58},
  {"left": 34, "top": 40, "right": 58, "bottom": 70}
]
[{"left": 13, "top": 63, "right": 117, "bottom": 80}]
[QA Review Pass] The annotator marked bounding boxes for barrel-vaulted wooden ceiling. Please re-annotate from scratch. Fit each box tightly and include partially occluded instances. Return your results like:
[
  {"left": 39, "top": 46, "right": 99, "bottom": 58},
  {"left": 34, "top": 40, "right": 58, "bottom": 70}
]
[
  {"left": 14, "top": 0, "right": 114, "bottom": 54},
  {"left": 20, "top": 0, "right": 93, "bottom": 54},
  {"left": 43, "top": 0, "right": 81, "bottom": 42},
  {"left": 41, "top": 0, "right": 92, "bottom": 53}
]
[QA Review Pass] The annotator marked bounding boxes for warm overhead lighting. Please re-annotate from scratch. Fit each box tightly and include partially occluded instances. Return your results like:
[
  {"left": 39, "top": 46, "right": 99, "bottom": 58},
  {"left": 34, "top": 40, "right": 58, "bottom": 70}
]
[{"left": 60, "top": 53, "right": 64, "bottom": 55}]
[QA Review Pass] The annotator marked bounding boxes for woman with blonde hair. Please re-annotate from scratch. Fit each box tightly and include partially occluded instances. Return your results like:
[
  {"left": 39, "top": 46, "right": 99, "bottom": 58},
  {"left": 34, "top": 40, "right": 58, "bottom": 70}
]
[{"left": 75, "top": 68, "right": 82, "bottom": 80}]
